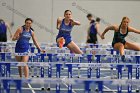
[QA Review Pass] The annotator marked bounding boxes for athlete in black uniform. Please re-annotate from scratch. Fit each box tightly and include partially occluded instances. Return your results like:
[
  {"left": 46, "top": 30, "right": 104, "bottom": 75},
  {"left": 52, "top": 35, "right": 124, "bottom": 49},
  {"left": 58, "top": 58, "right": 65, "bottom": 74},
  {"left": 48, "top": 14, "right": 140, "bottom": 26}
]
[{"left": 101, "top": 17, "right": 140, "bottom": 62}]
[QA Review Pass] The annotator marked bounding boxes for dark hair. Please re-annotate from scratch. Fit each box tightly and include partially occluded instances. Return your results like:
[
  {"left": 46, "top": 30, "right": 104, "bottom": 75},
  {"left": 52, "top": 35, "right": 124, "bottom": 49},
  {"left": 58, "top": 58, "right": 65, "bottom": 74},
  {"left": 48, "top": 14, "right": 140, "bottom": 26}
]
[
  {"left": 22, "top": 25, "right": 34, "bottom": 31},
  {"left": 0, "top": 19, "right": 4, "bottom": 23},
  {"left": 96, "top": 17, "right": 100, "bottom": 22},
  {"left": 90, "top": 20, "right": 95, "bottom": 24},
  {"left": 64, "top": 10, "right": 72, "bottom": 15},
  {"left": 87, "top": 13, "right": 92, "bottom": 18},
  {"left": 25, "top": 18, "right": 33, "bottom": 23}
]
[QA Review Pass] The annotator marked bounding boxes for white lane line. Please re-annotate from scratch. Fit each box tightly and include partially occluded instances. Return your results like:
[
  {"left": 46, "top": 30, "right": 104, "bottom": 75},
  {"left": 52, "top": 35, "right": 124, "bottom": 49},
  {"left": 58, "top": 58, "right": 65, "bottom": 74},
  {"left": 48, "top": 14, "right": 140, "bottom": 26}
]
[
  {"left": 103, "top": 85, "right": 116, "bottom": 93},
  {"left": 62, "top": 82, "right": 77, "bottom": 93},
  {"left": 27, "top": 83, "right": 36, "bottom": 93}
]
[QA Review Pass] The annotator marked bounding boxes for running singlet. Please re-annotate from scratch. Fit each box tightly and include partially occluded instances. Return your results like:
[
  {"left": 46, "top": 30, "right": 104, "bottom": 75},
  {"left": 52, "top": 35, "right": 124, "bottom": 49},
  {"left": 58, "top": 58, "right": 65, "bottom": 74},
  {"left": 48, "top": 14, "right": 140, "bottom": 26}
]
[
  {"left": 15, "top": 26, "right": 32, "bottom": 53},
  {"left": 112, "top": 25, "right": 128, "bottom": 47},
  {"left": 56, "top": 19, "right": 73, "bottom": 46}
]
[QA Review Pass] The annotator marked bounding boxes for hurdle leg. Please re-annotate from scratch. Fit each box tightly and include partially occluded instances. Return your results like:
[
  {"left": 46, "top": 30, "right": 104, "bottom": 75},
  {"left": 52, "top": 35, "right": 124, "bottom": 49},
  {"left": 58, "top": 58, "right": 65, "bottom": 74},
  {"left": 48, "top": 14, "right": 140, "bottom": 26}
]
[
  {"left": 5, "top": 63, "right": 10, "bottom": 77},
  {"left": 66, "top": 64, "right": 72, "bottom": 93},
  {"left": 15, "top": 80, "right": 22, "bottom": 93},
  {"left": 117, "top": 65, "right": 123, "bottom": 93},
  {"left": 47, "top": 54, "right": 53, "bottom": 91},
  {"left": 111, "top": 48, "right": 119, "bottom": 77},
  {"left": 136, "top": 56, "right": 140, "bottom": 79},
  {"left": 62, "top": 56, "right": 66, "bottom": 70},
  {"left": 39, "top": 53, "right": 46, "bottom": 90},
  {"left": 127, "top": 65, "right": 132, "bottom": 93},
  {"left": 0, "top": 64, "right": 3, "bottom": 77},
  {"left": 77, "top": 56, "right": 82, "bottom": 78},
  {"left": 30, "top": 56, "right": 35, "bottom": 77},
  {"left": 1, "top": 64, "right": 5, "bottom": 77},
  {"left": 135, "top": 56, "right": 140, "bottom": 92},
  {"left": 31, "top": 66, "right": 35, "bottom": 77},
  {"left": 87, "top": 55, "right": 92, "bottom": 78},
  {"left": 84, "top": 81, "right": 92, "bottom": 93},
  {"left": 97, "top": 81, "right": 103, "bottom": 93},
  {"left": 110, "top": 55, "right": 117, "bottom": 79},
  {"left": 95, "top": 55, "right": 101, "bottom": 78},
  {"left": 36, "top": 55, "right": 41, "bottom": 78},
  {"left": 56, "top": 64, "right": 62, "bottom": 93},
  {"left": 2, "top": 80, "right": 10, "bottom": 93},
  {"left": 1, "top": 53, "right": 6, "bottom": 61}
]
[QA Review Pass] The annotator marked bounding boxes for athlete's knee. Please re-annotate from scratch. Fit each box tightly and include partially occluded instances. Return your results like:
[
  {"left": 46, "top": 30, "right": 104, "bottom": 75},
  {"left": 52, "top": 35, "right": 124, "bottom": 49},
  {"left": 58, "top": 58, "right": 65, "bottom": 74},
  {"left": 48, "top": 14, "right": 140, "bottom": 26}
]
[
  {"left": 119, "top": 45, "right": 125, "bottom": 49},
  {"left": 138, "top": 47, "right": 140, "bottom": 51},
  {"left": 114, "top": 43, "right": 124, "bottom": 50}
]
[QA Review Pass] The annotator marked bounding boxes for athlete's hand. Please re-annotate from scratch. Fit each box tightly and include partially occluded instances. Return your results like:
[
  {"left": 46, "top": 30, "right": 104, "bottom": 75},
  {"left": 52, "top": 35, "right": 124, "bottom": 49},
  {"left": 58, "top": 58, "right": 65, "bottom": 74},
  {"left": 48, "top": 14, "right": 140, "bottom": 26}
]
[
  {"left": 41, "top": 50, "right": 46, "bottom": 53},
  {"left": 101, "top": 34, "right": 105, "bottom": 39},
  {"left": 16, "top": 34, "right": 20, "bottom": 40},
  {"left": 69, "top": 18, "right": 74, "bottom": 22},
  {"left": 87, "top": 36, "right": 90, "bottom": 40},
  {"left": 12, "top": 34, "right": 20, "bottom": 41}
]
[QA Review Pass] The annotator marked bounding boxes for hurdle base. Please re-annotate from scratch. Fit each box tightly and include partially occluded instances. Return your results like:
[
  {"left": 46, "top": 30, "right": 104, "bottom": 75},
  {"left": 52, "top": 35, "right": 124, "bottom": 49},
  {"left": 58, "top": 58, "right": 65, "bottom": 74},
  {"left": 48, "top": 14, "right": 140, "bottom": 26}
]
[
  {"left": 31, "top": 76, "right": 34, "bottom": 77},
  {"left": 95, "top": 88, "right": 98, "bottom": 91},
  {"left": 110, "top": 75, "right": 117, "bottom": 79},
  {"left": 41, "top": 87, "right": 45, "bottom": 90},
  {"left": 61, "top": 67, "right": 64, "bottom": 70},
  {"left": 47, "top": 87, "right": 51, "bottom": 91},
  {"left": 136, "top": 89, "right": 139, "bottom": 93},
  {"left": 77, "top": 76, "right": 80, "bottom": 78},
  {"left": 122, "top": 67, "right": 128, "bottom": 71}
]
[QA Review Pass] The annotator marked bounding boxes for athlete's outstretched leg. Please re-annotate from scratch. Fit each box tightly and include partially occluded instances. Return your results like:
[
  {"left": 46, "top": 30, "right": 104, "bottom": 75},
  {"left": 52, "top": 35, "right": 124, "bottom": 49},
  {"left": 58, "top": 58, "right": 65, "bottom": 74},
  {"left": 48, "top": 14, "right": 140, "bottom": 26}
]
[
  {"left": 67, "top": 41, "right": 83, "bottom": 54},
  {"left": 124, "top": 42, "right": 140, "bottom": 51}
]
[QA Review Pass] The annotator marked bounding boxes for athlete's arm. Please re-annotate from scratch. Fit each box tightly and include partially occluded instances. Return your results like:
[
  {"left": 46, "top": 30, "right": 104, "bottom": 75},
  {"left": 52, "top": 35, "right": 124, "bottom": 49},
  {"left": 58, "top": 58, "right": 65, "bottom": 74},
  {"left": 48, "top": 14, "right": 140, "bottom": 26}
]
[
  {"left": 12, "top": 27, "right": 22, "bottom": 41},
  {"left": 70, "top": 18, "right": 81, "bottom": 26},
  {"left": 5, "top": 23, "right": 12, "bottom": 38},
  {"left": 129, "top": 27, "right": 140, "bottom": 34},
  {"left": 86, "top": 27, "right": 90, "bottom": 42},
  {"left": 31, "top": 31, "right": 44, "bottom": 52},
  {"left": 101, "top": 25, "right": 116, "bottom": 39},
  {"left": 95, "top": 23, "right": 102, "bottom": 38},
  {"left": 56, "top": 17, "right": 62, "bottom": 30}
]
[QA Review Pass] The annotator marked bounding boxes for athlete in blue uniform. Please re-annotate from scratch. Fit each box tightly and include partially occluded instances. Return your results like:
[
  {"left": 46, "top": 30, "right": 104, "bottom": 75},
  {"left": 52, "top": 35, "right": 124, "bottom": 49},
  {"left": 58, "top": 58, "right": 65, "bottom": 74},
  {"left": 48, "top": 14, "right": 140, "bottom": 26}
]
[
  {"left": 56, "top": 10, "right": 83, "bottom": 54},
  {"left": 12, "top": 18, "right": 44, "bottom": 78},
  {"left": 0, "top": 19, "right": 12, "bottom": 52},
  {"left": 86, "top": 14, "right": 101, "bottom": 44},
  {"left": 0, "top": 19, "right": 12, "bottom": 42},
  {"left": 101, "top": 17, "right": 140, "bottom": 62}
]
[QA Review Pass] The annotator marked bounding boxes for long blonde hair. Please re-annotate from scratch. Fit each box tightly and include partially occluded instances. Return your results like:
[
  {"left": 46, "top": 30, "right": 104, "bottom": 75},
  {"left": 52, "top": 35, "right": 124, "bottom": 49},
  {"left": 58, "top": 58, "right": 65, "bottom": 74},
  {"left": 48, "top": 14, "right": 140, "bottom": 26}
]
[{"left": 121, "top": 16, "right": 130, "bottom": 25}]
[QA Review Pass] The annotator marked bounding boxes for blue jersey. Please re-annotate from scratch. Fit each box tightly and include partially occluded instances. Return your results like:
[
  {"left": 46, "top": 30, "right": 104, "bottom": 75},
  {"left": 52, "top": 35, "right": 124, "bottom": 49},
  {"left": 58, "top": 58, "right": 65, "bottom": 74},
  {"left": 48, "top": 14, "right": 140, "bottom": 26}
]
[
  {"left": 0, "top": 20, "right": 7, "bottom": 34},
  {"left": 56, "top": 19, "right": 73, "bottom": 46},
  {"left": 57, "top": 19, "right": 73, "bottom": 36},
  {"left": 89, "top": 21, "right": 97, "bottom": 34},
  {"left": 15, "top": 26, "right": 32, "bottom": 53}
]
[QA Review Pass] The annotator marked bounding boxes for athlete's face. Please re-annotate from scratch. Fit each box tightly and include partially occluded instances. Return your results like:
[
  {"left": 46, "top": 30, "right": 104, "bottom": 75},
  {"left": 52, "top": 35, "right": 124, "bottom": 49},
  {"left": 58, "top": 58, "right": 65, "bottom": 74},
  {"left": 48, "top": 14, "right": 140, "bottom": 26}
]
[
  {"left": 25, "top": 20, "right": 32, "bottom": 29},
  {"left": 64, "top": 11, "right": 72, "bottom": 19},
  {"left": 121, "top": 19, "right": 129, "bottom": 27},
  {"left": 87, "top": 16, "right": 92, "bottom": 21}
]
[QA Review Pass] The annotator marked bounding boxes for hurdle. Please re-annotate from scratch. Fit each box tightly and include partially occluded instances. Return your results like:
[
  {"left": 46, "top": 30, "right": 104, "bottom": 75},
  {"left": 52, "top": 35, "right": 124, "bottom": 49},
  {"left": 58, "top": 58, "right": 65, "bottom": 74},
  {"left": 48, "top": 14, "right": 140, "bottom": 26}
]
[
  {"left": 1, "top": 43, "right": 140, "bottom": 93},
  {"left": 1, "top": 77, "right": 140, "bottom": 93},
  {"left": 0, "top": 61, "right": 140, "bottom": 92}
]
